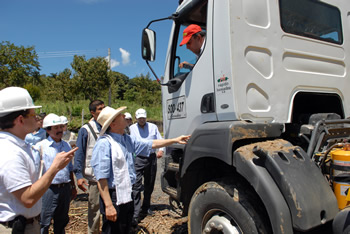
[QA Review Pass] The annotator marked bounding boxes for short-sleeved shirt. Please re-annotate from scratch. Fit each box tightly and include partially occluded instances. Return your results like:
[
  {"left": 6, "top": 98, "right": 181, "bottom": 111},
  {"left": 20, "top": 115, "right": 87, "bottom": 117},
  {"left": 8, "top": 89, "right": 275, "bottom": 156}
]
[
  {"left": 35, "top": 136, "right": 73, "bottom": 184},
  {"left": 129, "top": 122, "right": 164, "bottom": 155},
  {"left": 91, "top": 132, "right": 152, "bottom": 188},
  {"left": 0, "top": 132, "right": 42, "bottom": 222}
]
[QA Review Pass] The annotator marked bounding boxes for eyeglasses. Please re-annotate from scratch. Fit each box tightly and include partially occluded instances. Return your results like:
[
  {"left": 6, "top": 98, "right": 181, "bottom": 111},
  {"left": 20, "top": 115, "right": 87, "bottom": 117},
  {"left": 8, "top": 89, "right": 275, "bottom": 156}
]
[{"left": 24, "top": 113, "right": 37, "bottom": 118}]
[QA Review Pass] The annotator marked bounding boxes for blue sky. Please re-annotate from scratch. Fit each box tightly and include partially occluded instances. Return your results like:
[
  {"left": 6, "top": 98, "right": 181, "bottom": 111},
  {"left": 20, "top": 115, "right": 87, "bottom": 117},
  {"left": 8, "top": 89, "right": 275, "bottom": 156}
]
[{"left": 1, "top": 0, "right": 179, "bottom": 79}]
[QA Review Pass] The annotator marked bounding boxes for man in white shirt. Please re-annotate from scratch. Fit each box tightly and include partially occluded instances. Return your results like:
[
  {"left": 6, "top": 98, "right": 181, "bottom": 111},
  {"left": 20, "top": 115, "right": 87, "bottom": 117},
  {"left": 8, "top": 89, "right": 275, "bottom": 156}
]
[
  {"left": 129, "top": 108, "right": 164, "bottom": 225},
  {"left": 0, "top": 87, "right": 77, "bottom": 234}
]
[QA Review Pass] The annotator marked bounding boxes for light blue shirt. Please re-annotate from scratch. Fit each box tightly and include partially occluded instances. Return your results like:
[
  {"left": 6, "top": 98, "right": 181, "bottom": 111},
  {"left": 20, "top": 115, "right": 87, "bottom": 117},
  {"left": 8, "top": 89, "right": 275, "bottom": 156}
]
[
  {"left": 25, "top": 128, "right": 46, "bottom": 145},
  {"left": 91, "top": 132, "right": 152, "bottom": 188},
  {"left": 129, "top": 122, "right": 163, "bottom": 155},
  {"left": 35, "top": 136, "right": 73, "bottom": 184}
]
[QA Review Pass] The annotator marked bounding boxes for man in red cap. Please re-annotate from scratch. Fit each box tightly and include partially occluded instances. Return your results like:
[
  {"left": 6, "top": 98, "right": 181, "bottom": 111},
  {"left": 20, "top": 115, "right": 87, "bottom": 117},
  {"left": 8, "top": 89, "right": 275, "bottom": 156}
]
[{"left": 179, "top": 24, "right": 206, "bottom": 69}]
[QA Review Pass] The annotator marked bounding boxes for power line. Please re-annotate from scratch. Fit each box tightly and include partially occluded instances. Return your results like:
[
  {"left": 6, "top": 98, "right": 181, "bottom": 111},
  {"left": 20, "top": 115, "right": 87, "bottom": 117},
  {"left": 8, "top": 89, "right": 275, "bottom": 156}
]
[{"left": 37, "top": 49, "right": 106, "bottom": 58}]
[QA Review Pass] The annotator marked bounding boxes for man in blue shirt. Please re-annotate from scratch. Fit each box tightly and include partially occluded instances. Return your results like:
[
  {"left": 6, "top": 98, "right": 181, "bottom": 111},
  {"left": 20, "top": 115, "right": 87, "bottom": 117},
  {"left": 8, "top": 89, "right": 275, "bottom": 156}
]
[
  {"left": 73, "top": 100, "right": 105, "bottom": 234},
  {"left": 91, "top": 106, "right": 189, "bottom": 234},
  {"left": 35, "top": 113, "right": 77, "bottom": 234},
  {"left": 129, "top": 108, "right": 164, "bottom": 224},
  {"left": 25, "top": 112, "right": 46, "bottom": 145}
]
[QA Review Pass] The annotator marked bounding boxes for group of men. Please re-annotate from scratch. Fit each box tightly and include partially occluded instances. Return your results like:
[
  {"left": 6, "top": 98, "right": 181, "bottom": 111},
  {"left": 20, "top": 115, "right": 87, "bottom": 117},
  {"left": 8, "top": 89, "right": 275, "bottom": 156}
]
[
  {"left": 0, "top": 23, "right": 201, "bottom": 234},
  {"left": 75, "top": 101, "right": 171, "bottom": 233}
]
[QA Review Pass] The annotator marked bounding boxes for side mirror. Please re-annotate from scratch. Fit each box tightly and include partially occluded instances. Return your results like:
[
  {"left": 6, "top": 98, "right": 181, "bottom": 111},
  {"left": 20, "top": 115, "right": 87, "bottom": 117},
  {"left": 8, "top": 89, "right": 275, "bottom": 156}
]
[{"left": 141, "top": 28, "right": 156, "bottom": 61}]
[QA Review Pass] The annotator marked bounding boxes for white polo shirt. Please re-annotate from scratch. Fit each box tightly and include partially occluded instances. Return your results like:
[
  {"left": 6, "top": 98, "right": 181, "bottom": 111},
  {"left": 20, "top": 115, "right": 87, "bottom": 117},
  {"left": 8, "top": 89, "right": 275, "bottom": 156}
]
[{"left": 0, "top": 132, "right": 42, "bottom": 222}]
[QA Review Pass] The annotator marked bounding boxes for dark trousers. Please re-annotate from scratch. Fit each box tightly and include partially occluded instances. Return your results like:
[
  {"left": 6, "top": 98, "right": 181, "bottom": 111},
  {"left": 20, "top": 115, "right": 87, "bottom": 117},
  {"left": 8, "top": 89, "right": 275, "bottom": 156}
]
[
  {"left": 100, "top": 189, "right": 134, "bottom": 234},
  {"left": 132, "top": 153, "right": 157, "bottom": 219}
]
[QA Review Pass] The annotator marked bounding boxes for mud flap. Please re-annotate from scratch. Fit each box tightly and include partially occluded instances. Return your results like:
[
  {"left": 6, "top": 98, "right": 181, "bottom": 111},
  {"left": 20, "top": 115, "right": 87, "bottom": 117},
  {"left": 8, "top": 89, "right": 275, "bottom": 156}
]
[{"left": 249, "top": 140, "right": 338, "bottom": 231}]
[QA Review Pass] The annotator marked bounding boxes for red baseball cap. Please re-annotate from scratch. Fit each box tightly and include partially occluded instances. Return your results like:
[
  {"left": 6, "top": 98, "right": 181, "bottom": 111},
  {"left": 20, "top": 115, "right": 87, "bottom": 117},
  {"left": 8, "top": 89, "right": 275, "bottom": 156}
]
[{"left": 179, "top": 24, "right": 202, "bottom": 46}]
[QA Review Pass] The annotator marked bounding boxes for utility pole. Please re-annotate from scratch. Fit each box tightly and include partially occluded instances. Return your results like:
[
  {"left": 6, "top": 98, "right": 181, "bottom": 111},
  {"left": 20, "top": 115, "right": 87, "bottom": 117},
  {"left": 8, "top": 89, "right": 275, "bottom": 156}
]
[{"left": 108, "top": 48, "right": 112, "bottom": 106}]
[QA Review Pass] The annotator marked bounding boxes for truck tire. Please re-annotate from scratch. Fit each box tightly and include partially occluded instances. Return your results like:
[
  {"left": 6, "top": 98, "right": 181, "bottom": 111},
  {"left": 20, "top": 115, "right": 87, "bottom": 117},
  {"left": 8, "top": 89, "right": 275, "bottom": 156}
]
[{"left": 188, "top": 179, "right": 271, "bottom": 234}]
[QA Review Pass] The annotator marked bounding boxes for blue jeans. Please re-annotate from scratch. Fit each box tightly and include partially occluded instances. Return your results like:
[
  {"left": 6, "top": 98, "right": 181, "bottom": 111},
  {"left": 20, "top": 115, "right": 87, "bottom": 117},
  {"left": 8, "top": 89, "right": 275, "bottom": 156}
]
[{"left": 40, "top": 183, "right": 71, "bottom": 234}]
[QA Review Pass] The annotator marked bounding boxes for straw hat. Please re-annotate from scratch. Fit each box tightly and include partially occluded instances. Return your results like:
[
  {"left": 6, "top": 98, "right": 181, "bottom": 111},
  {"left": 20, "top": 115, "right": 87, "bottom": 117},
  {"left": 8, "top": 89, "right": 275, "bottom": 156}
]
[{"left": 97, "top": 106, "right": 127, "bottom": 135}]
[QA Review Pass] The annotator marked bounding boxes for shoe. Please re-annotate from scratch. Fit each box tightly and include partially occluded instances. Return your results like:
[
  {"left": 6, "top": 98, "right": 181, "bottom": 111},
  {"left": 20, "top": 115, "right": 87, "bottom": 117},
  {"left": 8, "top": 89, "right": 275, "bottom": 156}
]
[
  {"left": 142, "top": 208, "right": 154, "bottom": 216},
  {"left": 131, "top": 218, "right": 138, "bottom": 227}
]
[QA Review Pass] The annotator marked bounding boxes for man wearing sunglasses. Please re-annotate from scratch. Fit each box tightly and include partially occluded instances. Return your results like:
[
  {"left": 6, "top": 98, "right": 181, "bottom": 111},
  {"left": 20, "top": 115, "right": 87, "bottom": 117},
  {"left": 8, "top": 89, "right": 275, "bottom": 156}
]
[{"left": 0, "top": 87, "right": 77, "bottom": 234}]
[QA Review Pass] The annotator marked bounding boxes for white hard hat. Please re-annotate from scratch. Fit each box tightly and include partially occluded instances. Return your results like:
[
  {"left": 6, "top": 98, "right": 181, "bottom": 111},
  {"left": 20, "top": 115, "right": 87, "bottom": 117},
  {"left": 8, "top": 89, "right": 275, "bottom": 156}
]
[
  {"left": 0, "top": 87, "right": 42, "bottom": 117},
  {"left": 124, "top": 112, "right": 132, "bottom": 120},
  {"left": 135, "top": 108, "right": 147, "bottom": 119},
  {"left": 60, "top": 116, "right": 68, "bottom": 124},
  {"left": 43, "top": 113, "right": 63, "bottom": 128}
]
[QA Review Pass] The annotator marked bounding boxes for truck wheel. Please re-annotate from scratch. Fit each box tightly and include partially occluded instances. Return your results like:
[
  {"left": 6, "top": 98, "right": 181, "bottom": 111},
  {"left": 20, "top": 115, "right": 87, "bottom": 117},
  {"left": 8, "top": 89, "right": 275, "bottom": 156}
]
[{"left": 188, "top": 180, "right": 270, "bottom": 234}]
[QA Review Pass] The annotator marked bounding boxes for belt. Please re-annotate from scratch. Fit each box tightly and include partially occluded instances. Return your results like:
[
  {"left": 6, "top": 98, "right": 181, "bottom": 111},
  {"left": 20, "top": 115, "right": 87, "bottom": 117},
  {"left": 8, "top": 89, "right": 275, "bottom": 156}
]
[
  {"left": 138, "top": 152, "right": 156, "bottom": 157},
  {"left": 50, "top": 182, "right": 70, "bottom": 188},
  {"left": 0, "top": 214, "right": 40, "bottom": 228}
]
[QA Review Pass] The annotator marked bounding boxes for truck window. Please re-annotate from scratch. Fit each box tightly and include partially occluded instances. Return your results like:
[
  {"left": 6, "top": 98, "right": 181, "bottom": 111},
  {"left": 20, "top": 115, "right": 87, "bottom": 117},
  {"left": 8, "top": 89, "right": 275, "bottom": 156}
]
[
  {"left": 279, "top": 0, "right": 343, "bottom": 44},
  {"left": 173, "top": 24, "right": 205, "bottom": 77}
]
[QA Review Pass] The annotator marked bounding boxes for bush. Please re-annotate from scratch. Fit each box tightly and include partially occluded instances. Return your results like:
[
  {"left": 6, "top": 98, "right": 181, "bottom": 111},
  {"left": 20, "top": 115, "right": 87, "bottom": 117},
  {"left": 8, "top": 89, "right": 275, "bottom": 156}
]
[{"left": 24, "top": 84, "right": 41, "bottom": 101}]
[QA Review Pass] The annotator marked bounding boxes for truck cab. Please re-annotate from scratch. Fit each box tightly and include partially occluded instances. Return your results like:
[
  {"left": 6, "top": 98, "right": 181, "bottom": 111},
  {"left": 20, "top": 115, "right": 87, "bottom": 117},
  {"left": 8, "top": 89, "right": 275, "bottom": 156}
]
[{"left": 142, "top": 0, "right": 350, "bottom": 233}]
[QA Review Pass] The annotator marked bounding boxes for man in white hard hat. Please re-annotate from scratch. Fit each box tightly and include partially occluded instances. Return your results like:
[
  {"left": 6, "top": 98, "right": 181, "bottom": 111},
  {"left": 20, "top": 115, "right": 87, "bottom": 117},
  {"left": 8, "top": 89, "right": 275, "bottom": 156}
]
[
  {"left": 60, "top": 115, "right": 77, "bottom": 147},
  {"left": 129, "top": 108, "right": 164, "bottom": 225},
  {"left": 0, "top": 87, "right": 77, "bottom": 234},
  {"left": 73, "top": 99, "right": 105, "bottom": 234},
  {"left": 90, "top": 106, "right": 190, "bottom": 233},
  {"left": 35, "top": 113, "right": 77, "bottom": 234}
]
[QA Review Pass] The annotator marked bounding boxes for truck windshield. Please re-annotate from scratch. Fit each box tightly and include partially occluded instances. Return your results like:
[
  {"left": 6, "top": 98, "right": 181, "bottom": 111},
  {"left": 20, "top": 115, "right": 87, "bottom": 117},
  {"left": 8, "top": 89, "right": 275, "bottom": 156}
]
[{"left": 279, "top": 0, "right": 342, "bottom": 44}]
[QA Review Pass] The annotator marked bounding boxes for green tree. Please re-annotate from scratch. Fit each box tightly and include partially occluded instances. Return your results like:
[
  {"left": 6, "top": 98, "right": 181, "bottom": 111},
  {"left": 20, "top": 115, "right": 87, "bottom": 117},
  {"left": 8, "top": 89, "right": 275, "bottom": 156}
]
[
  {"left": 108, "top": 71, "right": 129, "bottom": 100},
  {"left": 55, "top": 69, "right": 73, "bottom": 102},
  {"left": 41, "top": 69, "right": 74, "bottom": 102},
  {"left": 71, "top": 55, "right": 109, "bottom": 101},
  {"left": 0, "top": 41, "right": 40, "bottom": 88},
  {"left": 125, "top": 73, "right": 161, "bottom": 106},
  {"left": 24, "top": 83, "right": 41, "bottom": 101}
]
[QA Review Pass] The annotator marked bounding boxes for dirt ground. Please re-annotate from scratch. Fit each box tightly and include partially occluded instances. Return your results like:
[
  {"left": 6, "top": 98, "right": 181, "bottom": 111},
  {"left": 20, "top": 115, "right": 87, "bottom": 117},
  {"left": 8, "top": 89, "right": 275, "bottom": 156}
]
[{"left": 65, "top": 158, "right": 188, "bottom": 234}]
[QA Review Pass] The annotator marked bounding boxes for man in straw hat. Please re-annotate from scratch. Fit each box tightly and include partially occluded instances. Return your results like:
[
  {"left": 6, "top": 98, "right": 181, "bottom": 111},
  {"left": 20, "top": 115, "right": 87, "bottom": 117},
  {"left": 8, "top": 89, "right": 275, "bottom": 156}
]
[
  {"left": 91, "top": 106, "right": 190, "bottom": 233},
  {"left": 0, "top": 87, "right": 77, "bottom": 234}
]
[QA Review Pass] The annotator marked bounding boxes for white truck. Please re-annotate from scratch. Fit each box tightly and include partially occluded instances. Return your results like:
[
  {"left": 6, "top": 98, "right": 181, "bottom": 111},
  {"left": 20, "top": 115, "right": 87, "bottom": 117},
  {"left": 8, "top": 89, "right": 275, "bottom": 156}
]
[{"left": 141, "top": 0, "right": 350, "bottom": 233}]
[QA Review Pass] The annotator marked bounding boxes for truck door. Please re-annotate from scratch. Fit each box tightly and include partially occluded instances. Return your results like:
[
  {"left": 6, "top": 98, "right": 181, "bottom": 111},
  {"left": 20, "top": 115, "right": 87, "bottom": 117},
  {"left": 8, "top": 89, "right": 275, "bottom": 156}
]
[{"left": 162, "top": 0, "right": 218, "bottom": 139}]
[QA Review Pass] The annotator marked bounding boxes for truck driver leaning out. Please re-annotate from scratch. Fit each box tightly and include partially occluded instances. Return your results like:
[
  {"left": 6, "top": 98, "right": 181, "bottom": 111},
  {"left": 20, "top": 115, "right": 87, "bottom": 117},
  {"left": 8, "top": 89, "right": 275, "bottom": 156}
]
[
  {"left": 179, "top": 24, "right": 206, "bottom": 70},
  {"left": 0, "top": 86, "right": 77, "bottom": 234}
]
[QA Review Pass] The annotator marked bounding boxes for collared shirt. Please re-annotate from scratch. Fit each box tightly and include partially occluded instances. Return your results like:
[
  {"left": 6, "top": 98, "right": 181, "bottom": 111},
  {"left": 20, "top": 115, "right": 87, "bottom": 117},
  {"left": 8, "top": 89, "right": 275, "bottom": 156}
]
[
  {"left": 91, "top": 132, "right": 152, "bottom": 188},
  {"left": 35, "top": 136, "right": 73, "bottom": 184},
  {"left": 0, "top": 132, "right": 42, "bottom": 221},
  {"left": 129, "top": 122, "right": 164, "bottom": 155},
  {"left": 25, "top": 128, "right": 46, "bottom": 145},
  {"left": 73, "top": 120, "right": 101, "bottom": 180}
]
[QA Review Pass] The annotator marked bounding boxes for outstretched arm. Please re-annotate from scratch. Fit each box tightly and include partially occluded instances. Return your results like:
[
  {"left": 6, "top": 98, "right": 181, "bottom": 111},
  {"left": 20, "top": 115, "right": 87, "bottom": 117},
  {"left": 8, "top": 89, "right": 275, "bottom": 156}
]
[{"left": 152, "top": 135, "right": 190, "bottom": 149}]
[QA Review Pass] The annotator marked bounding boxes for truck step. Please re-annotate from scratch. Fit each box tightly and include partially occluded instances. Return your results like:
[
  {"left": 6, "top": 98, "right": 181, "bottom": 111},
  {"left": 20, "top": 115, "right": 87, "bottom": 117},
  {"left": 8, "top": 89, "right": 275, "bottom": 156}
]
[
  {"left": 164, "top": 186, "right": 178, "bottom": 199},
  {"left": 167, "top": 162, "right": 179, "bottom": 172}
]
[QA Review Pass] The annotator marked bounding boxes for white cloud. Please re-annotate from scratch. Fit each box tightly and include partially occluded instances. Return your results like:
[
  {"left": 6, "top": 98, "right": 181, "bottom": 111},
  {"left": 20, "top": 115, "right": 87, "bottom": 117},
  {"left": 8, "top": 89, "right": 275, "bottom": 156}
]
[
  {"left": 110, "top": 59, "right": 120, "bottom": 68},
  {"left": 105, "top": 57, "right": 120, "bottom": 68},
  {"left": 119, "top": 48, "right": 130, "bottom": 65}
]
